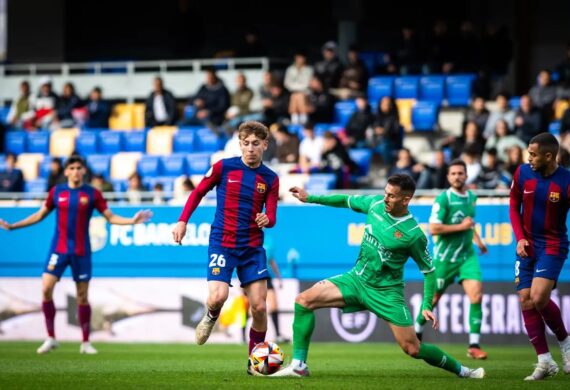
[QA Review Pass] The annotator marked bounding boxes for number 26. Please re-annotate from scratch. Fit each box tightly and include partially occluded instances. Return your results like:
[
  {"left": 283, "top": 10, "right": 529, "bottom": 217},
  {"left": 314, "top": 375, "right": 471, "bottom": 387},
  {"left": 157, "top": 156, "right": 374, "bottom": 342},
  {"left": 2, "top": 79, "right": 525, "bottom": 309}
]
[{"left": 209, "top": 254, "right": 226, "bottom": 267}]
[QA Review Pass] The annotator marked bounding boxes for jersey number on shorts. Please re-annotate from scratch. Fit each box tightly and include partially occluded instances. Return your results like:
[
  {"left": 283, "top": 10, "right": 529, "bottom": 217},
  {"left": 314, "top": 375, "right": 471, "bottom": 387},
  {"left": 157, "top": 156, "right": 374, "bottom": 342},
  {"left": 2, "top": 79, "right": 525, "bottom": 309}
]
[
  {"left": 514, "top": 260, "right": 520, "bottom": 276},
  {"left": 209, "top": 254, "right": 226, "bottom": 268}
]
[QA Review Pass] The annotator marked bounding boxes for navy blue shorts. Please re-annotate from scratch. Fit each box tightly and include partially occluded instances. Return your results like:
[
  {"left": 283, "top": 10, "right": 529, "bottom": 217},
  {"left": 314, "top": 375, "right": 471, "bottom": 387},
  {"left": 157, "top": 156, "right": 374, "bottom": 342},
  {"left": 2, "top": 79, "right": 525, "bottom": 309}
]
[
  {"left": 44, "top": 252, "right": 92, "bottom": 282},
  {"left": 515, "top": 251, "right": 567, "bottom": 291},
  {"left": 207, "top": 245, "right": 268, "bottom": 287}
]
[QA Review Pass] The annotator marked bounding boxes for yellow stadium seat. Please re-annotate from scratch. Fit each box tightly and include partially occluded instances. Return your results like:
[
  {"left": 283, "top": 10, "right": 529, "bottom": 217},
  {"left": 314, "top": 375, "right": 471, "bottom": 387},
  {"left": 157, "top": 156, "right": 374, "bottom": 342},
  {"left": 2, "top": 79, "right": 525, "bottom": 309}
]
[
  {"left": 395, "top": 99, "right": 415, "bottom": 132},
  {"left": 109, "top": 103, "right": 134, "bottom": 130},
  {"left": 146, "top": 127, "right": 177, "bottom": 155},
  {"left": 132, "top": 103, "right": 146, "bottom": 130},
  {"left": 110, "top": 152, "right": 143, "bottom": 180},
  {"left": 16, "top": 153, "right": 44, "bottom": 180},
  {"left": 50, "top": 128, "right": 79, "bottom": 157},
  {"left": 555, "top": 100, "right": 569, "bottom": 120}
]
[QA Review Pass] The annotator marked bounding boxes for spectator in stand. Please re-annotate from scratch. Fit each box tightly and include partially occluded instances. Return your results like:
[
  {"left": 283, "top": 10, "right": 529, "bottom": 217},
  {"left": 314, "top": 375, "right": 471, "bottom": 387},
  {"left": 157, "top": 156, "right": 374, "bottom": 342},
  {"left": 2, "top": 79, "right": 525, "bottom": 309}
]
[
  {"left": 389, "top": 148, "right": 424, "bottom": 183},
  {"left": 271, "top": 123, "right": 300, "bottom": 164},
  {"left": 262, "top": 83, "right": 290, "bottom": 125},
  {"left": 145, "top": 77, "right": 177, "bottom": 128},
  {"left": 152, "top": 183, "right": 166, "bottom": 205},
  {"left": 91, "top": 173, "right": 113, "bottom": 193},
  {"left": 126, "top": 172, "right": 145, "bottom": 204},
  {"left": 187, "top": 69, "right": 230, "bottom": 127},
  {"left": 555, "top": 43, "right": 570, "bottom": 100},
  {"left": 47, "top": 158, "right": 66, "bottom": 191},
  {"left": 85, "top": 87, "right": 111, "bottom": 129},
  {"left": 223, "top": 128, "right": 242, "bottom": 157},
  {"left": 306, "top": 77, "right": 335, "bottom": 124},
  {"left": 314, "top": 41, "right": 344, "bottom": 90},
  {"left": 345, "top": 96, "right": 374, "bottom": 149},
  {"left": 388, "top": 26, "right": 423, "bottom": 75},
  {"left": 7, "top": 81, "right": 34, "bottom": 130},
  {"left": 505, "top": 145, "right": 524, "bottom": 177},
  {"left": 225, "top": 73, "right": 257, "bottom": 128},
  {"left": 448, "top": 120, "right": 485, "bottom": 159},
  {"left": 0, "top": 153, "right": 24, "bottom": 193},
  {"left": 529, "top": 70, "right": 557, "bottom": 130},
  {"left": 54, "top": 82, "right": 82, "bottom": 129},
  {"left": 423, "top": 150, "right": 449, "bottom": 190},
  {"left": 259, "top": 71, "right": 273, "bottom": 100},
  {"left": 483, "top": 92, "right": 515, "bottom": 138},
  {"left": 514, "top": 94, "right": 542, "bottom": 143},
  {"left": 338, "top": 45, "right": 369, "bottom": 98},
  {"left": 425, "top": 20, "right": 455, "bottom": 74},
  {"left": 561, "top": 104, "right": 570, "bottom": 135},
  {"left": 475, "top": 148, "right": 508, "bottom": 189},
  {"left": 285, "top": 50, "right": 313, "bottom": 125},
  {"left": 558, "top": 147, "right": 570, "bottom": 169},
  {"left": 461, "top": 145, "right": 482, "bottom": 187},
  {"left": 371, "top": 96, "right": 401, "bottom": 165},
  {"left": 321, "top": 131, "right": 359, "bottom": 189},
  {"left": 463, "top": 96, "right": 489, "bottom": 132},
  {"left": 297, "top": 122, "right": 324, "bottom": 173},
  {"left": 485, "top": 119, "right": 526, "bottom": 163},
  {"left": 33, "top": 77, "right": 58, "bottom": 130}
]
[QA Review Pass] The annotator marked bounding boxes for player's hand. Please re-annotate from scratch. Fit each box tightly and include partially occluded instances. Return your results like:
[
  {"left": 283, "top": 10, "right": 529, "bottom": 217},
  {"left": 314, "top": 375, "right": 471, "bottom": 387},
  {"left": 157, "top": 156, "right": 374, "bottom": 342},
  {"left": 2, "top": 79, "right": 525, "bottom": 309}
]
[
  {"left": 255, "top": 213, "right": 269, "bottom": 228},
  {"left": 460, "top": 217, "right": 475, "bottom": 231},
  {"left": 517, "top": 239, "right": 530, "bottom": 257},
  {"left": 0, "top": 219, "right": 12, "bottom": 231},
  {"left": 422, "top": 309, "right": 439, "bottom": 330},
  {"left": 172, "top": 221, "right": 187, "bottom": 245},
  {"left": 289, "top": 186, "right": 309, "bottom": 203},
  {"left": 133, "top": 209, "right": 153, "bottom": 224},
  {"left": 478, "top": 242, "right": 488, "bottom": 255}
]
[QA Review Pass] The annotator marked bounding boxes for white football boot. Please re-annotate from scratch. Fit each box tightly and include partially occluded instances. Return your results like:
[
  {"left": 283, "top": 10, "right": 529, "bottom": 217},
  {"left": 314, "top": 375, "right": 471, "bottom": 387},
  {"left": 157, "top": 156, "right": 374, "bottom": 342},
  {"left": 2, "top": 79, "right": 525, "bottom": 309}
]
[
  {"left": 270, "top": 362, "right": 310, "bottom": 377},
  {"left": 79, "top": 342, "right": 98, "bottom": 354},
  {"left": 524, "top": 361, "right": 559, "bottom": 380},
  {"left": 195, "top": 313, "right": 216, "bottom": 345},
  {"left": 462, "top": 367, "right": 485, "bottom": 379},
  {"left": 560, "top": 345, "right": 570, "bottom": 374},
  {"left": 37, "top": 337, "right": 59, "bottom": 354}
]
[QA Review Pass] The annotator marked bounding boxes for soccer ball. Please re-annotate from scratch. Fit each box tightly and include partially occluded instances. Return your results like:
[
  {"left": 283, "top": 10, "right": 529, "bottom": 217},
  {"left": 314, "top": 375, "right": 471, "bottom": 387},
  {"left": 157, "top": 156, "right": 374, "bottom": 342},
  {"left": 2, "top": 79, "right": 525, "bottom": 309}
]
[{"left": 249, "top": 341, "right": 284, "bottom": 375}]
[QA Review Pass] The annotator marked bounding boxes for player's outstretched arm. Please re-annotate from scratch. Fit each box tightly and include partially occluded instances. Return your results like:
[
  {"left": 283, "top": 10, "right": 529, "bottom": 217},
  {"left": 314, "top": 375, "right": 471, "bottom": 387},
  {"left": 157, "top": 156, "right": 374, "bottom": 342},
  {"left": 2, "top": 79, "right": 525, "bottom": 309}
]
[
  {"left": 0, "top": 205, "right": 51, "bottom": 231},
  {"left": 290, "top": 186, "right": 352, "bottom": 208},
  {"left": 103, "top": 209, "right": 152, "bottom": 225}
]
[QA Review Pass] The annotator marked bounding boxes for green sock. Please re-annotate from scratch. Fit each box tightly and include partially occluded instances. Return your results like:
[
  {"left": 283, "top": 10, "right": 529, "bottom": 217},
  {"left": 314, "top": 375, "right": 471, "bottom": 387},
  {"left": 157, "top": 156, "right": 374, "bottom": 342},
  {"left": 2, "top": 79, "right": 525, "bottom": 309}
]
[
  {"left": 469, "top": 303, "right": 482, "bottom": 335},
  {"left": 416, "top": 343, "right": 461, "bottom": 375},
  {"left": 292, "top": 303, "right": 315, "bottom": 362},
  {"left": 415, "top": 310, "right": 427, "bottom": 327}
]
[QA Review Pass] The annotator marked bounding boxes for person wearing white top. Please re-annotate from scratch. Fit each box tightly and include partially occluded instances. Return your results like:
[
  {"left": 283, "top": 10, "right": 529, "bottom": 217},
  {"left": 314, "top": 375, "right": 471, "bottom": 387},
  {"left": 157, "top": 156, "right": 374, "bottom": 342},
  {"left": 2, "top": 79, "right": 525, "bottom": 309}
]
[
  {"left": 285, "top": 51, "right": 314, "bottom": 125},
  {"left": 298, "top": 124, "right": 324, "bottom": 173}
]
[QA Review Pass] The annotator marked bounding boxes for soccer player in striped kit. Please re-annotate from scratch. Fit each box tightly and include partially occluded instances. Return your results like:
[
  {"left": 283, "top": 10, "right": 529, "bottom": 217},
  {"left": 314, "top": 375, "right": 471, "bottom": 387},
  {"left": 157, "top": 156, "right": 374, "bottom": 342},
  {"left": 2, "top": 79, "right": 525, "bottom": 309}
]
[
  {"left": 510, "top": 133, "right": 570, "bottom": 380},
  {"left": 172, "top": 121, "right": 279, "bottom": 374},
  {"left": 0, "top": 155, "right": 152, "bottom": 354}
]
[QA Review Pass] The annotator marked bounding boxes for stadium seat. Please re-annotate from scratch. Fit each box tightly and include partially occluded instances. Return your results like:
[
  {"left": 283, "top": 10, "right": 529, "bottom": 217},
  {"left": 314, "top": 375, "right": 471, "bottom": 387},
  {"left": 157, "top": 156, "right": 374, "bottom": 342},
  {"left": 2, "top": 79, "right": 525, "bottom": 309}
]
[
  {"left": 173, "top": 129, "right": 196, "bottom": 153},
  {"left": 348, "top": 149, "right": 372, "bottom": 177},
  {"left": 143, "top": 176, "right": 175, "bottom": 193},
  {"left": 138, "top": 155, "right": 161, "bottom": 177},
  {"left": 123, "top": 131, "right": 146, "bottom": 152},
  {"left": 555, "top": 99, "right": 569, "bottom": 120},
  {"left": 75, "top": 131, "right": 98, "bottom": 156},
  {"left": 509, "top": 96, "right": 521, "bottom": 110},
  {"left": 24, "top": 178, "right": 48, "bottom": 194},
  {"left": 549, "top": 121, "right": 561, "bottom": 136},
  {"left": 334, "top": 101, "right": 357, "bottom": 126},
  {"left": 183, "top": 105, "right": 196, "bottom": 120},
  {"left": 111, "top": 179, "right": 128, "bottom": 192},
  {"left": 109, "top": 103, "right": 143, "bottom": 130},
  {"left": 195, "top": 128, "right": 221, "bottom": 152},
  {"left": 132, "top": 103, "right": 146, "bottom": 130},
  {"left": 99, "top": 131, "right": 123, "bottom": 154},
  {"left": 419, "top": 76, "right": 445, "bottom": 104},
  {"left": 50, "top": 128, "right": 79, "bottom": 157},
  {"left": 111, "top": 152, "right": 142, "bottom": 180},
  {"left": 395, "top": 99, "right": 415, "bottom": 131},
  {"left": 15, "top": 153, "right": 44, "bottom": 180},
  {"left": 394, "top": 76, "right": 420, "bottom": 99},
  {"left": 446, "top": 74, "right": 476, "bottom": 106},
  {"left": 39, "top": 157, "right": 53, "bottom": 178},
  {"left": 314, "top": 123, "right": 331, "bottom": 136},
  {"left": 0, "top": 106, "right": 11, "bottom": 125},
  {"left": 87, "top": 154, "right": 112, "bottom": 179},
  {"left": 5, "top": 132, "right": 26, "bottom": 155},
  {"left": 161, "top": 154, "right": 188, "bottom": 177},
  {"left": 368, "top": 76, "right": 394, "bottom": 101},
  {"left": 412, "top": 101, "right": 439, "bottom": 131},
  {"left": 187, "top": 153, "right": 212, "bottom": 175},
  {"left": 146, "top": 126, "right": 176, "bottom": 155},
  {"left": 26, "top": 131, "right": 50, "bottom": 154},
  {"left": 305, "top": 173, "right": 337, "bottom": 191}
]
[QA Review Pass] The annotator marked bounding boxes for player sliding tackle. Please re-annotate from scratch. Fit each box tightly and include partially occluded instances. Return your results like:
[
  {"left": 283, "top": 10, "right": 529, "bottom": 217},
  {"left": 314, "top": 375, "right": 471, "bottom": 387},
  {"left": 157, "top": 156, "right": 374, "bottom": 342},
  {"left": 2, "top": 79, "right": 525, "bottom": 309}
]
[{"left": 265, "top": 174, "right": 484, "bottom": 378}]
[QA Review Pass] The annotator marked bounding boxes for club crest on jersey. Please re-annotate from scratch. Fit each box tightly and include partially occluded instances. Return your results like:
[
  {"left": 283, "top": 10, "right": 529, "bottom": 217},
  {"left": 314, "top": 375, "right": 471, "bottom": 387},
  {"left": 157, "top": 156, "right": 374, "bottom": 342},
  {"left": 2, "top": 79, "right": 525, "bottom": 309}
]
[
  {"left": 549, "top": 192, "right": 560, "bottom": 202},
  {"left": 394, "top": 230, "right": 403, "bottom": 239},
  {"left": 80, "top": 196, "right": 89, "bottom": 205},
  {"left": 212, "top": 267, "right": 220, "bottom": 276},
  {"left": 256, "top": 182, "right": 267, "bottom": 193}
]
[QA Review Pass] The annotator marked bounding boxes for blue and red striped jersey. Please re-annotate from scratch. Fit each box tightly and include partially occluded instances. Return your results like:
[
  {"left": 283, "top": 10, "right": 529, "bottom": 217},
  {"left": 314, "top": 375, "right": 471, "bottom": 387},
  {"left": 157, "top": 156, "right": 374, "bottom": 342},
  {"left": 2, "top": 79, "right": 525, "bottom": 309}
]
[
  {"left": 45, "top": 184, "right": 108, "bottom": 256},
  {"left": 179, "top": 157, "right": 279, "bottom": 248},
  {"left": 509, "top": 164, "right": 570, "bottom": 256}
]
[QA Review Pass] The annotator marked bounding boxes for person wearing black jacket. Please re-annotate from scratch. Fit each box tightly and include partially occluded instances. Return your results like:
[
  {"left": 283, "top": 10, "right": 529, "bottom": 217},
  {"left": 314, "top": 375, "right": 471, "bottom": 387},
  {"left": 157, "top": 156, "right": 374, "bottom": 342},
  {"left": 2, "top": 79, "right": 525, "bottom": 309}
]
[
  {"left": 345, "top": 96, "right": 374, "bottom": 148},
  {"left": 372, "top": 96, "right": 401, "bottom": 165},
  {"left": 321, "top": 131, "right": 359, "bottom": 189},
  {"left": 85, "top": 87, "right": 111, "bottom": 129},
  {"left": 189, "top": 69, "right": 230, "bottom": 126},
  {"left": 145, "top": 77, "right": 178, "bottom": 127}
]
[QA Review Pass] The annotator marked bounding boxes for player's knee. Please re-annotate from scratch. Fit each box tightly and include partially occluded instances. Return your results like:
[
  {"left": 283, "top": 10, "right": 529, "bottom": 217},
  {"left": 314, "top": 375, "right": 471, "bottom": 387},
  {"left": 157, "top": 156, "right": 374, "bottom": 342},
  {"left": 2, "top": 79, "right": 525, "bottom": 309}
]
[
  {"left": 401, "top": 341, "right": 420, "bottom": 358},
  {"left": 470, "top": 291, "right": 482, "bottom": 303},
  {"left": 76, "top": 292, "right": 89, "bottom": 305},
  {"left": 530, "top": 292, "right": 549, "bottom": 310},
  {"left": 250, "top": 301, "right": 267, "bottom": 317},
  {"left": 42, "top": 286, "right": 54, "bottom": 301},
  {"left": 295, "top": 293, "right": 313, "bottom": 310}
]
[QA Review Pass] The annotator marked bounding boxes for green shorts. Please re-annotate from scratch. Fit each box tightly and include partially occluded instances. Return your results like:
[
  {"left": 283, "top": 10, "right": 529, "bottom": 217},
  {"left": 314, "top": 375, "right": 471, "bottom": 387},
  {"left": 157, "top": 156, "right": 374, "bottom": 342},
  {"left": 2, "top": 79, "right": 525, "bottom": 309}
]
[
  {"left": 434, "top": 250, "right": 482, "bottom": 293},
  {"left": 327, "top": 271, "right": 413, "bottom": 327}
]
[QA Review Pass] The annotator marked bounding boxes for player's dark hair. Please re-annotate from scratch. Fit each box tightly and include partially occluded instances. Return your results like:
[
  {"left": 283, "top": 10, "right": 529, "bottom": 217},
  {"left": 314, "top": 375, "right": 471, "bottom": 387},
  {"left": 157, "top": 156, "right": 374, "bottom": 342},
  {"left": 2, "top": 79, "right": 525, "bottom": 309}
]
[
  {"left": 238, "top": 120, "right": 269, "bottom": 140},
  {"left": 387, "top": 174, "right": 416, "bottom": 196},
  {"left": 448, "top": 159, "right": 467, "bottom": 173},
  {"left": 64, "top": 154, "right": 86, "bottom": 168},
  {"left": 530, "top": 132, "right": 559, "bottom": 157}
]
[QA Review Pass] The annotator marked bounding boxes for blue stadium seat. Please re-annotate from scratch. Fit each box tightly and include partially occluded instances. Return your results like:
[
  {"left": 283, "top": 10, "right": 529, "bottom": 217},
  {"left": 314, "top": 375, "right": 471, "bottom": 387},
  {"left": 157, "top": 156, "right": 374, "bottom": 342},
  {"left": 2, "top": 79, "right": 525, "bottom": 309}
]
[
  {"left": 137, "top": 155, "right": 161, "bottom": 177},
  {"left": 87, "top": 154, "right": 112, "bottom": 179},
  {"left": 334, "top": 101, "right": 357, "bottom": 126},
  {"left": 368, "top": 76, "right": 394, "bottom": 101},
  {"left": 183, "top": 105, "right": 196, "bottom": 120},
  {"left": 161, "top": 154, "right": 187, "bottom": 177},
  {"left": 173, "top": 130, "right": 196, "bottom": 153},
  {"left": 26, "top": 131, "right": 50, "bottom": 154},
  {"left": 99, "top": 131, "right": 123, "bottom": 154},
  {"left": 509, "top": 96, "right": 521, "bottom": 110},
  {"left": 25, "top": 178, "right": 48, "bottom": 193},
  {"left": 412, "top": 101, "right": 439, "bottom": 131},
  {"left": 314, "top": 123, "right": 331, "bottom": 136},
  {"left": 143, "top": 176, "right": 175, "bottom": 193},
  {"left": 0, "top": 154, "right": 6, "bottom": 171},
  {"left": 187, "top": 153, "right": 212, "bottom": 175},
  {"left": 39, "top": 157, "right": 53, "bottom": 178},
  {"left": 305, "top": 173, "right": 337, "bottom": 191},
  {"left": 288, "top": 124, "right": 303, "bottom": 138},
  {"left": 5, "top": 132, "right": 26, "bottom": 154},
  {"left": 348, "top": 149, "right": 373, "bottom": 177},
  {"left": 195, "top": 128, "right": 221, "bottom": 152},
  {"left": 549, "top": 121, "right": 561, "bottom": 136},
  {"left": 0, "top": 106, "right": 11, "bottom": 125},
  {"left": 75, "top": 131, "right": 98, "bottom": 156},
  {"left": 394, "top": 76, "right": 420, "bottom": 99},
  {"left": 111, "top": 179, "right": 128, "bottom": 192},
  {"left": 419, "top": 76, "right": 445, "bottom": 104},
  {"left": 446, "top": 74, "right": 476, "bottom": 106},
  {"left": 123, "top": 131, "right": 146, "bottom": 152}
]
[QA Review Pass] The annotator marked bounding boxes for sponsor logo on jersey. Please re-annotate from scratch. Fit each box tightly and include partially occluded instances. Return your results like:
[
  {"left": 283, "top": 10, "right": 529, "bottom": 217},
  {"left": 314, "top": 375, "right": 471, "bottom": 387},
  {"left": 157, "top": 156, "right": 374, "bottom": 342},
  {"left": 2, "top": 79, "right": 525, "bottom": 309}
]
[
  {"left": 549, "top": 192, "right": 560, "bottom": 202},
  {"left": 256, "top": 182, "right": 266, "bottom": 193},
  {"left": 394, "top": 230, "right": 403, "bottom": 239},
  {"left": 212, "top": 267, "right": 220, "bottom": 276}
]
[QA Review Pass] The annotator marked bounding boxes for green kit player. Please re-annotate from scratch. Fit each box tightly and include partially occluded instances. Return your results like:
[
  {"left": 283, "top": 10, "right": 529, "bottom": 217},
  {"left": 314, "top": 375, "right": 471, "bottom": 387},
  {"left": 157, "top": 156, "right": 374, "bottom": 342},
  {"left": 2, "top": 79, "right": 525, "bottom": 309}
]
[
  {"left": 265, "top": 174, "right": 484, "bottom": 379},
  {"left": 414, "top": 159, "right": 488, "bottom": 360}
]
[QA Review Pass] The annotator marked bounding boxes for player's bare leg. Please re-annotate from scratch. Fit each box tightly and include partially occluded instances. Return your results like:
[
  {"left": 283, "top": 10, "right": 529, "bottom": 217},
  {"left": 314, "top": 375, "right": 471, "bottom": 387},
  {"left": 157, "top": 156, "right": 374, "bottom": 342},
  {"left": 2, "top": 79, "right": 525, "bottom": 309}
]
[
  {"left": 389, "top": 323, "right": 484, "bottom": 379},
  {"left": 196, "top": 281, "right": 229, "bottom": 345},
  {"left": 37, "top": 273, "right": 59, "bottom": 354},
  {"left": 462, "top": 279, "right": 486, "bottom": 359},
  {"left": 271, "top": 280, "right": 346, "bottom": 377},
  {"left": 76, "top": 282, "right": 97, "bottom": 354}
]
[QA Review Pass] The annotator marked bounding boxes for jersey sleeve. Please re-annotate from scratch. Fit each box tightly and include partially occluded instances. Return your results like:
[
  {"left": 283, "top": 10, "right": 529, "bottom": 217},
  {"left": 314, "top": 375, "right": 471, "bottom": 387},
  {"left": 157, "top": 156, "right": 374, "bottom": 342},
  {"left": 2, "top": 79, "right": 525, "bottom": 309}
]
[
  {"left": 347, "top": 195, "right": 380, "bottom": 214},
  {"left": 264, "top": 175, "right": 279, "bottom": 228},
  {"left": 409, "top": 234, "right": 435, "bottom": 274},
  {"left": 93, "top": 189, "right": 109, "bottom": 214},
  {"left": 178, "top": 160, "right": 222, "bottom": 223},
  {"left": 509, "top": 166, "right": 525, "bottom": 242},
  {"left": 428, "top": 193, "right": 447, "bottom": 224},
  {"left": 44, "top": 187, "right": 56, "bottom": 211}
]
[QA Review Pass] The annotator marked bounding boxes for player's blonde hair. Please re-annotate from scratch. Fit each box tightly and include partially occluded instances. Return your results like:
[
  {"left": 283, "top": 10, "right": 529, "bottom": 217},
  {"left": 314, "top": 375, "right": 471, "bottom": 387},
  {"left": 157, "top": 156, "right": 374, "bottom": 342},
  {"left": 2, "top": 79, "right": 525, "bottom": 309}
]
[{"left": 238, "top": 121, "right": 269, "bottom": 140}]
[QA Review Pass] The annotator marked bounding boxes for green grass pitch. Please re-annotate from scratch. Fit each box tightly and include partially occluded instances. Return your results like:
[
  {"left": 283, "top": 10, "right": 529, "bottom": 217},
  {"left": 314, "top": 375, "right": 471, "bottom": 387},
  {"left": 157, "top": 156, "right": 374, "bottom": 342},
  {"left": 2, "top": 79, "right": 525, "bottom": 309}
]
[{"left": 0, "top": 342, "right": 568, "bottom": 389}]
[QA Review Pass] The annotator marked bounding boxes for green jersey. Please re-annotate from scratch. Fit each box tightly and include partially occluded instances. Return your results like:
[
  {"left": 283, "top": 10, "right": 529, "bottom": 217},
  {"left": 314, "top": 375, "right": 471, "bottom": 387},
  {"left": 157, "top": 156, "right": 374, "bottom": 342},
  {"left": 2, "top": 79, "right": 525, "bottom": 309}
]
[
  {"left": 429, "top": 188, "right": 477, "bottom": 262},
  {"left": 308, "top": 194, "right": 434, "bottom": 289}
]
